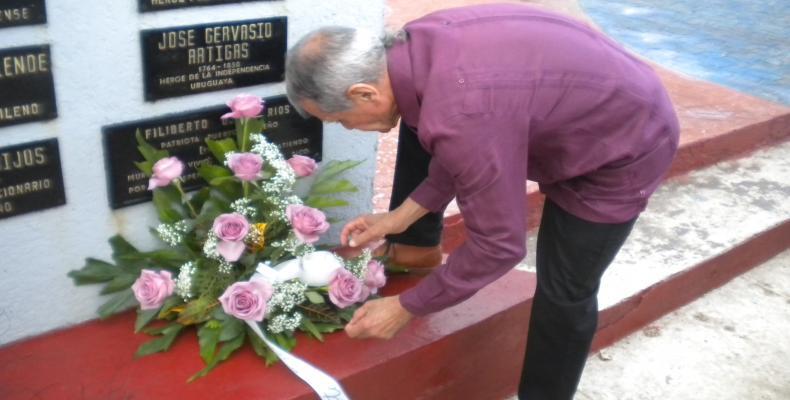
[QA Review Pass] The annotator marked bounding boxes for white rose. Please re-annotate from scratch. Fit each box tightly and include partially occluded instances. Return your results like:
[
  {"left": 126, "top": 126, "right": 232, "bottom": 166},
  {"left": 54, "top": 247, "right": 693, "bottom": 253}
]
[
  {"left": 297, "top": 251, "right": 344, "bottom": 286},
  {"left": 262, "top": 251, "right": 344, "bottom": 287},
  {"left": 271, "top": 259, "right": 302, "bottom": 282}
]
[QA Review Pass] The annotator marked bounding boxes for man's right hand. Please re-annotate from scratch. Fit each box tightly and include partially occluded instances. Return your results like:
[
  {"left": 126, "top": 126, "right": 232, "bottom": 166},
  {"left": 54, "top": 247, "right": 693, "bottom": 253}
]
[
  {"left": 340, "top": 212, "right": 401, "bottom": 248},
  {"left": 341, "top": 198, "right": 431, "bottom": 248}
]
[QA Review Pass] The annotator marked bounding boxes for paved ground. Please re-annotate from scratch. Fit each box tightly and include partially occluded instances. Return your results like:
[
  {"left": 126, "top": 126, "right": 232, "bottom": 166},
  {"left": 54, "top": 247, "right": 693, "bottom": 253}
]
[{"left": 507, "top": 249, "right": 790, "bottom": 400}]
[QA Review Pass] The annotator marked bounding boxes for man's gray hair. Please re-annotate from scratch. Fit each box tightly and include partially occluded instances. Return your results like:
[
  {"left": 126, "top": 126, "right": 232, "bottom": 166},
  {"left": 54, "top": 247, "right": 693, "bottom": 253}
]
[{"left": 285, "top": 27, "right": 405, "bottom": 115}]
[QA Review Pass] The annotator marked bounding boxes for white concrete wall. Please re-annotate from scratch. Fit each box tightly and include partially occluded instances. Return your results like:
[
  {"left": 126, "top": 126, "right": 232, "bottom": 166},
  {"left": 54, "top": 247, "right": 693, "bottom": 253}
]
[{"left": 0, "top": 0, "right": 384, "bottom": 346}]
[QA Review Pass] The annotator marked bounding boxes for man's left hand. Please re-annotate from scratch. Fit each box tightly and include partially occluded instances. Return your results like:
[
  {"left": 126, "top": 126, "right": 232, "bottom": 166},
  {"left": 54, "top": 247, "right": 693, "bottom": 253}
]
[{"left": 345, "top": 296, "right": 413, "bottom": 339}]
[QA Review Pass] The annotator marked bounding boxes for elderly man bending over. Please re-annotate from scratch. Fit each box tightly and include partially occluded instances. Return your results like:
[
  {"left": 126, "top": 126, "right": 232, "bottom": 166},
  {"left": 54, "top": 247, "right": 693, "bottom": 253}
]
[{"left": 285, "top": 4, "right": 678, "bottom": 399}]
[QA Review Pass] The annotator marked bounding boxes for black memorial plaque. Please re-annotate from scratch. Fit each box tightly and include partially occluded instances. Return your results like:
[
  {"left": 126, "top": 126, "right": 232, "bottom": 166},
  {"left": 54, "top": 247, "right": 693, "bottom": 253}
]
[
  {"left": 0, "top": 0, "right": 46, "bottom": 28},
  {"left": 0, "top": 45, "right": 57, "bottom": 128},
  {"left": 103, "top": 95, "right": 322, "bottom": 209},
  {"left": 0, "top": 138, "right": 66, "bottom": 220},
  {"left": 140, "top": 0, "right": 271, "bottom": 13},
  {"left": 141, "top": 17, "right": 286, "bottom": 101}
]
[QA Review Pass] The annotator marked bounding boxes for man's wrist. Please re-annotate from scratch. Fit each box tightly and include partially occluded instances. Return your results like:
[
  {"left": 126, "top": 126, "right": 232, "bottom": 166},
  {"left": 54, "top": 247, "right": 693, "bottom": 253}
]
[{"left": 390, "top": 198, "right": 429, "bottom": 232}]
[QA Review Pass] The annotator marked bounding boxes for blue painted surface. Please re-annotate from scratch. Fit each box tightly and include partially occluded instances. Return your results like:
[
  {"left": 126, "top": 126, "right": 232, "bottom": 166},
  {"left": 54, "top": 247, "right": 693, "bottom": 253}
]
[{"left": 581, "top": 0, "right": 790, "bottom": 105}]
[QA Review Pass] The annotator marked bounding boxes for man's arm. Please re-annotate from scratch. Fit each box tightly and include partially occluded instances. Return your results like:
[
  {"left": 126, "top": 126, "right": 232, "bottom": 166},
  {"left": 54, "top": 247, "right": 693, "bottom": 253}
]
[{"left": 399, "top": 112, "right": 529, "bottom": 316}]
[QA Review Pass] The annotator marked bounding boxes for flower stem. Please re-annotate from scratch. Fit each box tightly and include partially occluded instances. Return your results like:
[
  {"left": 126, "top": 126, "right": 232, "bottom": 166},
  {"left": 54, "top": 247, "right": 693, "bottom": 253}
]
[
  {"left": 174, "top": 180, "right": 198, "bottom": 218},
  {"left": 241, "top": 118, "right": 250, "bottom": 152}
]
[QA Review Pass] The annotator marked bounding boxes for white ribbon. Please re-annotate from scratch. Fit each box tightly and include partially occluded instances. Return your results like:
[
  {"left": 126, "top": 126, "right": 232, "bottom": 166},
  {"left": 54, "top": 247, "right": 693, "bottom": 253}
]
[{"left": 246, "top": 321, "right": 350, "bottom": 400}]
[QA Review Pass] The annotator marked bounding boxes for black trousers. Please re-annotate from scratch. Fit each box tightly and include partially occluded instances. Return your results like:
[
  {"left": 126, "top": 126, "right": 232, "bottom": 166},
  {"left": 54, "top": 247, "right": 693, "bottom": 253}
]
[{"left": 388, "top": 123, "right": 637, "bottom": 399}]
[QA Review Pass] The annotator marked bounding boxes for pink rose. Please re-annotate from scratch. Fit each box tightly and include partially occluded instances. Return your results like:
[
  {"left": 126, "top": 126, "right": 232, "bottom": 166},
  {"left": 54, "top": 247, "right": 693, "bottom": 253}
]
[
  {"left": 212, "top": 213, "right": 250, "bottom": 262},
  {"left": 221, "top": 94, "right": 264, "bottom": 119},
  {"left": 132, "top": 269, "right": 175, "bottom": 310},
  {"left": 147, "top": 156, "right": 184, "bottom": 190},
  {"left": 219, "top": 280, "right": 273, "bottom": 321},
  {"left": 287, "top": 155, "right": 318, "bottom": 177},
  {"left": 228, "top": 152, "right": 264, "bottom": 181},
  {"left": 213, "top": 213, "right": 250, "bottom": 241},
  {"left": 329, "top": 269, "right": 366, "bottom": 308},
  {"left": 363, "top": 260, "right": 387, "bottom": 295},
  {"left": 286, "top": 205, "right": 330, "bottom": 244},
  {"left": 217, "top": 240, "right": 246, "bottom": 262}
]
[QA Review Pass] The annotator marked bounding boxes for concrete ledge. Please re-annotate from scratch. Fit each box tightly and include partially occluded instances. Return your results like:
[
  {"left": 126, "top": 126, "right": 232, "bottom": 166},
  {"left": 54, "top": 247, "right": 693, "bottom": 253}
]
[{"left": 593, "top": 219, "right": 790, "bottom": 352}]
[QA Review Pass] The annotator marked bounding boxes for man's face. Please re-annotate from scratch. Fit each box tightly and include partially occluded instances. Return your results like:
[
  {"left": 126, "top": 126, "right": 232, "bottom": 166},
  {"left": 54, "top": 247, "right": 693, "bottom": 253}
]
[{"left": 299, "top": 83, "right": 400, "bottom": 133}]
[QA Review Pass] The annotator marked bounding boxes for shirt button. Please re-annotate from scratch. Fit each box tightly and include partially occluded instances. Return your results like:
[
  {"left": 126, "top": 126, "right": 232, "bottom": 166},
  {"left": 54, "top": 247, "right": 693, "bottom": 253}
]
[{"left": 458, "top": 78, "right": 465, "bottom": 84}]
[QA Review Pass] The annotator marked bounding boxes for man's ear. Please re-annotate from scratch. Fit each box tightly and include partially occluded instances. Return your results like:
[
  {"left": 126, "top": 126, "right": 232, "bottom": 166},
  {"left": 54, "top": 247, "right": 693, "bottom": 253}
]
[{"left": 347, "top": 83, "right": 379, "bottom": 104}]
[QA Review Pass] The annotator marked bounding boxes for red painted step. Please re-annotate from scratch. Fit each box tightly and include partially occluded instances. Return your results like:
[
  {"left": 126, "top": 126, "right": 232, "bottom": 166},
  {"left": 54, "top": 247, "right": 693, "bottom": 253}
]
[{"left": 0, "top": 271, "right": 536, "bottom": 400}]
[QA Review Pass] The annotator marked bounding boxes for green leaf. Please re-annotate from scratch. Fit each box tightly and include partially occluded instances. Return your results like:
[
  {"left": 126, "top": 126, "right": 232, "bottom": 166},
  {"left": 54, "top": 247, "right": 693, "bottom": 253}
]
[
  {"left": 247, "top": 326, "right": 279, "bottom": 365},
  {"left": 97, "top": 289, "right": 137, "bottom": 319},
  {"left": 190, "top": 187, "right": 211, "bottom": 213},
  {"left": 235, "top": 119, "right": 244, "bottom": 148},
  {"left": 135, "top": 308, "right": 161, "bottom": 333},
  {"left": 109, "top": 235, "right": 139, "bottom": 261},
  {"left": 135, "top": 323, "right": 184, "bottom": 357},
  {"left": 177, "top": 297, "right": 215, "bottom": 325},
  {"left": 67, "top": 258, "right": 118, "bottom": 285},
  {"left": 212, "top": 308, "right": 230, "bottom": 321},
  {"left": 153, "top": 189, "right": 182, "bottom": 224},
  {"left": 209, "top": 176, "right": 236, "bottom": 186},
  {"left": 194, "top": 197, "right": 226, "bottom": 227},
  {"left": 197, "top": 164, "right": 232, "bottom": 183},
  {"left": 148, "top": 249, "right": 190, "bottom": 264},
  {"left": 205, "top": 138, "right": 238, "bottom": 164},
  {"left": 309, "top": 179, "right": 358, "bottom": 195},
  {"left": 304, "top": 196, "right": 349, "bottom": 209},
  {"left": 305, "top": 291, "right": 325, "bottom": 304},
  {"left": 213, "top": 179, "right": 243, "bottom": 200},
  {"left": 134, "top": 160, "right": 153, "bottom": 176},
  {"left": 135, "top": 130, "right": 169, "bottom": 163},
  {"left": 314, "top": 160, "right": 364, "bottom": 183},
  {"left": 273, "top": 332, "right": 296, "bottom": 351},
  {"left": 300, "top": 318, "right": 324, "bottom": 342},
  {"left": 219, "top": 318, "right": 244, "bottom": 342},
  {"left": 312, "top": 322, "right": 345, "bottom": 333},
  {"left": 198, "top": 322, "right": 222, "bottom": 364},
  {"left": 337, "top": 306, "right": 357, "bottom": 322},
  {"left": 156, "top": 296, "right": 185, "bottom": 320},
  {"left": 100, "top": 273, "right": 137, "bottom": 294},
  {"left": 247, "top": 118, "right": 265, "bottom": 135},
  {"left": 188, "top": 331, "right": 246, "bottom": 382}
]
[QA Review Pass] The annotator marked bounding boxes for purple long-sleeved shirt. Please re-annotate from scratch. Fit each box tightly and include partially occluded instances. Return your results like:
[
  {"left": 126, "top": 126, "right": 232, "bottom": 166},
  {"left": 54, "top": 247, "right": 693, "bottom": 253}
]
[{"left": 391, "top": 4, "right": 680, "bottom": 316}]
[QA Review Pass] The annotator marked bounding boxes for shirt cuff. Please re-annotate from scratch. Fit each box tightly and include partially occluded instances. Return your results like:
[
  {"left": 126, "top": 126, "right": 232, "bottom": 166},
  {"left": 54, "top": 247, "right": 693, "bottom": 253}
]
[
  {"left": 409, "top": 179, "right": 452, "bottom": 214},
  {"left": 398, "top": 286, "right": 431, "bottom": 316}
]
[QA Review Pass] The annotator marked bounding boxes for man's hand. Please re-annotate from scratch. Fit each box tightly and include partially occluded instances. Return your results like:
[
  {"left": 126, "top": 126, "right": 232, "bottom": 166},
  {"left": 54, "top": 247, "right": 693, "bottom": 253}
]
[
  {"left": 345, "top": 296, "right": 413, "bottom": 340},
  {"left": 340, "top": 198, "right": 430, "bottom": 248},
  {"left": 340, "top": 212, "right": 396, "bottom": 248}
]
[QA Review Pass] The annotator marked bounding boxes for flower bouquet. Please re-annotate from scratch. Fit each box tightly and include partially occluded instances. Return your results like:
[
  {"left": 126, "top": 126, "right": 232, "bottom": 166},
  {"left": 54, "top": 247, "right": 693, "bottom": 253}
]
[{"left": 68, "top": 94, "right": 384, "bottom": 382}]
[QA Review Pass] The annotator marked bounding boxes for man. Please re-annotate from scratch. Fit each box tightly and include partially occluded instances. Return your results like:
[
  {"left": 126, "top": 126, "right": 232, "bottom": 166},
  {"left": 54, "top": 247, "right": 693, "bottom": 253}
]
[{"left": 285, "top": 4, "right": 679, "bottom": 399}]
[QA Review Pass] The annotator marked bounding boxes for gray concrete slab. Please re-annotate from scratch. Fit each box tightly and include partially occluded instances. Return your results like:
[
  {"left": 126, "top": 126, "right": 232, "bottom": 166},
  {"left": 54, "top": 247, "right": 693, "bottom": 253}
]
[
  {"left": 508, "top": 249, "right": 790, "bottom": 400},
  {"left": 579, "top": 248, "right": 790, "bottom": 399},
  {"left": 516, "top": 140, "right": 790, "bottom": 310}
]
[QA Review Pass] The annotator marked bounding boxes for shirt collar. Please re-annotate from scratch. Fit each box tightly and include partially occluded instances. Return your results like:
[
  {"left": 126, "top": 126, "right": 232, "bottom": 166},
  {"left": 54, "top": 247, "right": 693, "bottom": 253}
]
[{"left": 387, "top": 39, "right": 420, "bottom": 130}]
